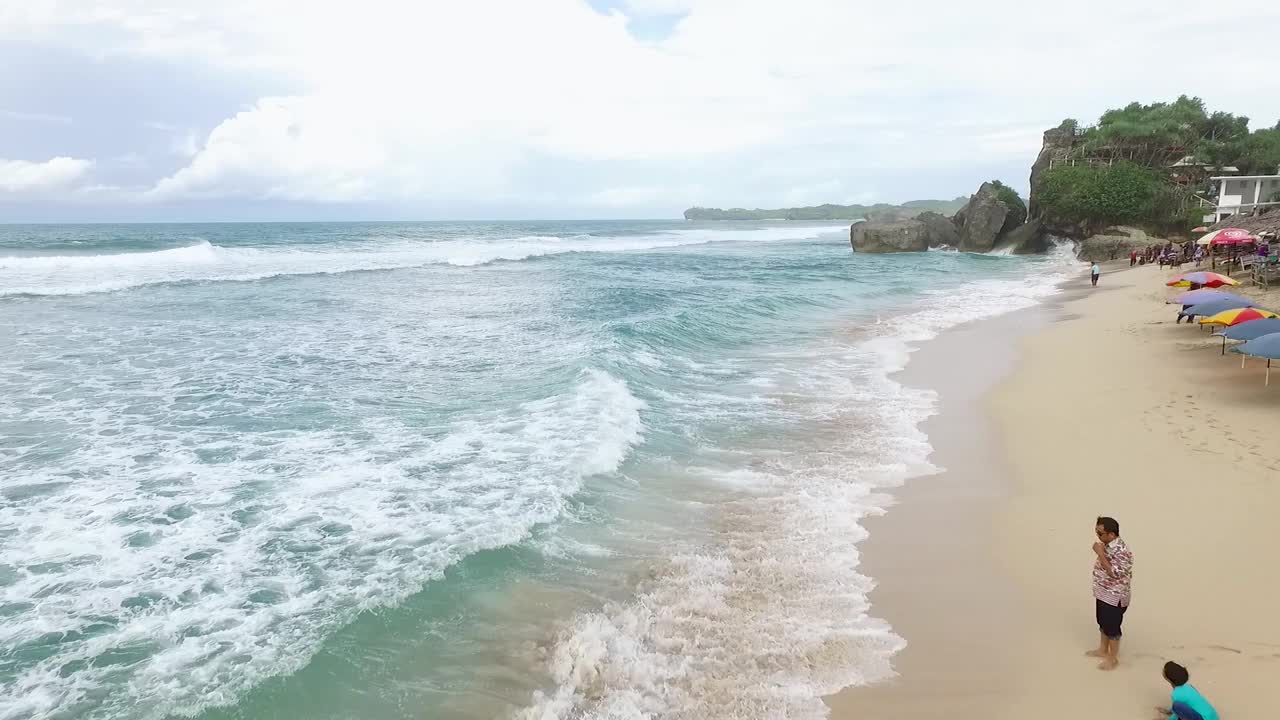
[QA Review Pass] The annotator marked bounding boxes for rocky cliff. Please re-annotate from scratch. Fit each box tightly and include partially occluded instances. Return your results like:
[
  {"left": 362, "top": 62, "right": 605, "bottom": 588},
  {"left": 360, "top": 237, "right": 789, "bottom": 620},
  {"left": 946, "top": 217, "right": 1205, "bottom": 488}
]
[
  {"left": 849, "top": 221, "right": 931, "bottom": 253},
  {"left": 850, "top": 182, "right": 1030, "bottom": 253},
  {"left": 1027, "top": 122, "right": 1077, "bottom": 221}
]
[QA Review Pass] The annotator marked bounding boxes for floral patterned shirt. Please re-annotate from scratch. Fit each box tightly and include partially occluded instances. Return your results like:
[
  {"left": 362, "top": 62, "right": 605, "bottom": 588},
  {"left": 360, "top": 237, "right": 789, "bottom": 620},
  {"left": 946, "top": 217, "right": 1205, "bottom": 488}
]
[{"left": 1093, "top": 537, "right": 1133, "bottom": 607}]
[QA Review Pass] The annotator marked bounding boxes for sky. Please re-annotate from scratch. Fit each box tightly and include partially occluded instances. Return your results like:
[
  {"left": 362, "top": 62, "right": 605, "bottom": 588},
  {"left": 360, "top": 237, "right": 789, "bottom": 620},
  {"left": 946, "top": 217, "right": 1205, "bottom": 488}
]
[{"left": 2, "top": 0, "right": 1280, "bottom": 222}]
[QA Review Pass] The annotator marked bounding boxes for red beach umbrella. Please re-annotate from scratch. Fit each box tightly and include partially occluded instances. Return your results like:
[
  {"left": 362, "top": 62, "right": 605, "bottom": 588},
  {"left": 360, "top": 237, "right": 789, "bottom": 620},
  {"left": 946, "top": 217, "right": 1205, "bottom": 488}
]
[{"left": 1211, "top": 228, "right": 1254, "bottom": 245}]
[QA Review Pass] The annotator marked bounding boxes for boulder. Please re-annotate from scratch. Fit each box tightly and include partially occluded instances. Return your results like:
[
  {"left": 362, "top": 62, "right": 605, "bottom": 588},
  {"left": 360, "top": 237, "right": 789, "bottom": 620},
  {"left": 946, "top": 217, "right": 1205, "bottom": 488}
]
[
  {"left": 1000, "top": 220, "right": 1051, "bottom": 255},
  {"left": 916, "top": 211, "right": 960, "bottom": 248},
  {"left": 953, "top": 182, "right": 1009, "bottom": 252},
  {"left": 1077, "top": 227, "right": 1155, "bottom": 261},
  {"left": 850, "top": 220, "right": 929, "bottom": 253}
]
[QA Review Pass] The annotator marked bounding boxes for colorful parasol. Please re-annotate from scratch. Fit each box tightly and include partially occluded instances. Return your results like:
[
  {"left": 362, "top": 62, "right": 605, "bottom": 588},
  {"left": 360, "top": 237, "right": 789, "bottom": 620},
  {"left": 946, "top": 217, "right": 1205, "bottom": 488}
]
[
  {"left": 1167, "top": 271, "right": 1240, "bottom": 288},
  {"left": 1197, "top": 228, "right": 1253, "bottom": 246},
  {"left": 1229, "top": 333, "right": 1280, "bottom": 385},
  {"left": 1198, "top": 307, "right": 1278, "bottom": 327},
  {"left": 1166, "top": 288, "right": 1244, "bottom": 305},
  {"left": 1214, "top": 318, "right": 1280, "bottom": 355}
]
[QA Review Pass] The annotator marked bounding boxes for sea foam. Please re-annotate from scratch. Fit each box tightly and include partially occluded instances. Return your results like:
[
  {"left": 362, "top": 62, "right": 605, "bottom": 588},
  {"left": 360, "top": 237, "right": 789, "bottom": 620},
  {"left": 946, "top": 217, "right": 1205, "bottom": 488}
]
[
  {"left": 511, "top": 248, "right": 1077, "bottom": 719},
  {"left": 0, "top": 370, "right": 643, "bottom": 720},
  {"left": 0, "top": 225, "right": 846, "bottom": 297}
]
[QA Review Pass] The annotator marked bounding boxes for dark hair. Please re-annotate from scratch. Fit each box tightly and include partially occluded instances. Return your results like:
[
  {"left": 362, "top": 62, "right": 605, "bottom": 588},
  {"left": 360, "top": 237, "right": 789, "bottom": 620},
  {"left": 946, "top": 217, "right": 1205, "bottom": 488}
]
[
  {"left": 1163, "top": 661, "right": 1189, "bottom": 686},
  {"left": 1096, "top": 516, "right": 1120, "bottom": 536}
]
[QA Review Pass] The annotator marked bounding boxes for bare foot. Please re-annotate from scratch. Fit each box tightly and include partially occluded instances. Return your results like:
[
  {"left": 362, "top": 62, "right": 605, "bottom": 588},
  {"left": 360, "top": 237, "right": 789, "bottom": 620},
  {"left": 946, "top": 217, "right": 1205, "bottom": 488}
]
[
  {"left": 1085, "top": 649, "right": 1106, "bottom": 658},
  {"left": 1097, "top": 658, "right": 1118, "bottom": 671}
]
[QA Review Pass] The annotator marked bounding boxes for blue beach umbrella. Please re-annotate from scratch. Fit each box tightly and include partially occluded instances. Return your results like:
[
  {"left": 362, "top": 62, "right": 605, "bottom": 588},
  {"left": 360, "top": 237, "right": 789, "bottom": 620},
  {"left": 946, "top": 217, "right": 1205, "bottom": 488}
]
[
  {"left": 1166, "top": 288, "right": 1246, "bottom": 306},
  {"left": 1229, "top": 332, "right": 1280, "bottom": 384},
  {"left": 1212, "top": 317, "right": 1280, "bottom": 354},
  {"left": 1179, "top": 297, "right": 1255, "bottom": 323},
  {"left": 1217, "top": 318, "right": 1280, "bottom": 341}
]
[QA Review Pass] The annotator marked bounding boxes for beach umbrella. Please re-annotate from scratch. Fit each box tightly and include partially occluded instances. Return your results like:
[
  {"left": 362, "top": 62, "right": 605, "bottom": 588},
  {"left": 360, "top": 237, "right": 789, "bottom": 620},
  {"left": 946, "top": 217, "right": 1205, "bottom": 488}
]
[
  {"left": 1166, "top": 288, "right": 1245, "bottom": 305},
  {"left": 1197, "top": 228, "right": 1252, "bottom": 246},
  {"left": 1167, "top": 271, "right": 1240, "bottom": 288},
  {"left": 1179, "top": 297, "right": 1255, "bottom": 322},
  {"left": 1214, "top": 318, "right": 1280, "bottom": 355},
  {"left": 1218, "top": 318, "right": 1280, "bottom": 340},
  {"left": 1230, "top": 333, "right": 1280, "bottom": 385},
  {"left": 1198, "top": 307, "right": 1278, "bottom": 327}
]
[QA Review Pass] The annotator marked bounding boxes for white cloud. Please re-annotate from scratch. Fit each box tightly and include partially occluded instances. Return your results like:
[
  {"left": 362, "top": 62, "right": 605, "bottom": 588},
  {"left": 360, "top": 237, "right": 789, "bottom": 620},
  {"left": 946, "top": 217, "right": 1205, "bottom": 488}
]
[
  {"left": 4, "top": 0, "right": 1280, "bottom": 214},
  {"left": 0, "top": 109, "right": 73, "bottom": 125},
  {"left": 0, "top": 156, "right": 93, "bottom": 192},
  {"left": 589, "top": 184, "right": 703, "bottom": 207},
  {"left": 622, "top": 0, "right": 695, "bottom": 17}
]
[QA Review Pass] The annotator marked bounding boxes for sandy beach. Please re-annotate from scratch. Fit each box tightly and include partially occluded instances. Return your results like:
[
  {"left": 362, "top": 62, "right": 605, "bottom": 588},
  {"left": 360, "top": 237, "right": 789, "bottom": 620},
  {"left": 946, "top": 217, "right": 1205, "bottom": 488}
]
[{"left": 831, "top": 261, "right": 1280, "bottom": 718}]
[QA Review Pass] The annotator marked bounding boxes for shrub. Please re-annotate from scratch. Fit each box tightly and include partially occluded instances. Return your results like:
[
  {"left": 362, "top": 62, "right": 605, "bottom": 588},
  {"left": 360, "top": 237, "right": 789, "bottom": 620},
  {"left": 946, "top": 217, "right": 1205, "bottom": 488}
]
[
  {"left": 1037, "top": 162, "right": 1172, "bottom": 231},
  {"left": 988, "top": 180, "right": 1028, "bottom": 229}
]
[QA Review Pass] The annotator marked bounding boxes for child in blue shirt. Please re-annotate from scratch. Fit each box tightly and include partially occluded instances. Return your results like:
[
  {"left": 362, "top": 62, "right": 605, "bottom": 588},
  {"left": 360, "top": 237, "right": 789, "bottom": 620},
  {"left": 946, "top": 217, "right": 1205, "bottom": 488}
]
[{"left": 1157, "top": 661, "right": 1219, "bottom": 720}]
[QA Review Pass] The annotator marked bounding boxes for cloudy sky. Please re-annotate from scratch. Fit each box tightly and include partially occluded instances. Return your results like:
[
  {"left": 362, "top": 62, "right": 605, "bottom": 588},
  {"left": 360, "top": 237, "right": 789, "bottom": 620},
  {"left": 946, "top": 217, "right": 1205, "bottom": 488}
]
[{"left": 2, "top": 0, "right": 1279, "bottom": 222}]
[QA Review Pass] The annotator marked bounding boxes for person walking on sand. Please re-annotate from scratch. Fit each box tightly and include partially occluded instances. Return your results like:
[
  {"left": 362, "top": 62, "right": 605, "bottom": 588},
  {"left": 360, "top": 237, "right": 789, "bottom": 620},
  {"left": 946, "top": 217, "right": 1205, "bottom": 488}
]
[
  {"left": 1130, "top": 249, "right": 1138, "bottom": 267},
  {"left": 1090, "top": 262, "right": 1101, "bottom": 287},
  {"left": 1087, "top": 516, "right": 1133, "bottom": 670},
  {"left": 1155, "top": 661, "right": 1219, "bottom": 720}
]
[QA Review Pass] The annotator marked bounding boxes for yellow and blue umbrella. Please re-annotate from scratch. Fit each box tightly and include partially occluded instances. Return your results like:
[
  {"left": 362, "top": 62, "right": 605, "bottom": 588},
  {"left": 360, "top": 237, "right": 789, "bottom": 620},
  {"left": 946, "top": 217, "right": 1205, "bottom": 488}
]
[{"left": 1198, "top": 307, "right": 1279, "bottom": 328}]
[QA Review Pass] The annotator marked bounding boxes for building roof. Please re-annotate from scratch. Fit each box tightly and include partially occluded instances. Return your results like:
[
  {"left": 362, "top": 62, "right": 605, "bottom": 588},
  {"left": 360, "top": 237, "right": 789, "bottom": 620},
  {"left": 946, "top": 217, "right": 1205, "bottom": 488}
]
[
  {"left": 1211, "top": 174, "right": 1280, "bottom": 181},
  {"left": 1170, "top": 156, "right": 1239, "bottom": 172}
]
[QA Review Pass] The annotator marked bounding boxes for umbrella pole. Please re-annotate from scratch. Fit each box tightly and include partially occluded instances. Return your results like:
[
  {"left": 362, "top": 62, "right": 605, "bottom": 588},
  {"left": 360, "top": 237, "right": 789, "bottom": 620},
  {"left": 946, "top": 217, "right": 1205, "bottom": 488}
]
[
  {"left": 1242, "top": 353, "right": 1247, "bottom": 369},
  {"left": 1269, "top": 360, "right": 1272, "bottom": 387},
  {"left": 1222, "top": 336, "right": 1226, "bottom": 355}
]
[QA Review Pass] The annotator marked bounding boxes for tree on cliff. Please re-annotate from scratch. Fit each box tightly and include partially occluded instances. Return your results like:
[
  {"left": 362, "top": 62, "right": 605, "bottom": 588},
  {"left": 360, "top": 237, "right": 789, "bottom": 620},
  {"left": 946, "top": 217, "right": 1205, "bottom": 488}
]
[
  {"left": 988, "top": 180, "right": 1027, "bottom": 231},
  {"left": 1033, "top": 97, "right": 1280, "bottom": 235},
  {"left": 1036, "top": 162, "right": 1171, "bottom": 233}
]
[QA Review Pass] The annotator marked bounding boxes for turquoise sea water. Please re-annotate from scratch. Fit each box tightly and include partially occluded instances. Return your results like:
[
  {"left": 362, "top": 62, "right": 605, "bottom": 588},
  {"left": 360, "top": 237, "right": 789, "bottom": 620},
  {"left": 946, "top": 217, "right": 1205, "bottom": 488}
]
[{"left": 0, "top": 221, "right": 1072, "bottom": 720}]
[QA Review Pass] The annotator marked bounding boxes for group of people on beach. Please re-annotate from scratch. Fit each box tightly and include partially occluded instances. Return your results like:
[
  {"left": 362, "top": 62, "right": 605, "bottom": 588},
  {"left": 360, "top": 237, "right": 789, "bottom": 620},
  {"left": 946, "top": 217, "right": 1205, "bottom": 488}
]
[
  {"left": 1088, "top": 516, "right": 1219, "bottom": 719},
  {"left": 1129, "top": 242, "right": 1199, "bottom": 269}
]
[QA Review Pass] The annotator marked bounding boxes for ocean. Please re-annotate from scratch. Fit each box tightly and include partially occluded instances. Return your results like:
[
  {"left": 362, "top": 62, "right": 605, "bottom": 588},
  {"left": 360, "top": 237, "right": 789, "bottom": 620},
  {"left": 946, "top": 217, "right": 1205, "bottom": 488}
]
[{"left": 0, "top": 221, "right": 1074, "bottom": 720}]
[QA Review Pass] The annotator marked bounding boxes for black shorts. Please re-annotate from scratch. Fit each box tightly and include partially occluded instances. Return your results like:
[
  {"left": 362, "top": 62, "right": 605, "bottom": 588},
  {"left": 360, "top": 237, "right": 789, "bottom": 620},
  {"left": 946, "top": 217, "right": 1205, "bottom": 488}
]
[{"left": 1096, "top": 598, "right": 1127, "bottom": 639}]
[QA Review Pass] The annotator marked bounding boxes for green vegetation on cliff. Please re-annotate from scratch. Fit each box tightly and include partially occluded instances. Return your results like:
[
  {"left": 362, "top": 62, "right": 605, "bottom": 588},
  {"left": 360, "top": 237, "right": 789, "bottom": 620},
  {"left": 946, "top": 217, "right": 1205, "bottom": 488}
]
[
  {"left": 684, "top": 197, "right": 967, "bottom": 221},
  {"left": 1038, "top": 96, "right": 1280, "bottom": 233},
  {"left": 988, "top": 180, "right": 1027, "bottom": 229},
  {"left": 1038, "top": 162, "right": 1176, "bottom": 229}
]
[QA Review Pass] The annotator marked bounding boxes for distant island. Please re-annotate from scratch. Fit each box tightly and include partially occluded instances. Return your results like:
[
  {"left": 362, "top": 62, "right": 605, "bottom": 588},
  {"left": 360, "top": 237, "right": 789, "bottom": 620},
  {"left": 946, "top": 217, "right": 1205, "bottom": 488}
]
[{"left": 683, "top": 198, "right": 968, "bottom": 222}]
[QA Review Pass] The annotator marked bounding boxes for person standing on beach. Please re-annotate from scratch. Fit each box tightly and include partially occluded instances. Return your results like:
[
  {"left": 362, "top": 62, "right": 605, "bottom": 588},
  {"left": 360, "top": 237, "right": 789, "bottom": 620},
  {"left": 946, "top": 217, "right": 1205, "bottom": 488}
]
[
  {"left": 1088, "top": 516, "right": 1133, "bottom": 670},
  {"left": 1090, "top": 262, "right": 1101, "bottom": 287},
  {"left": 1130, "top": 249, "right": 1138, "bottom": 267}
]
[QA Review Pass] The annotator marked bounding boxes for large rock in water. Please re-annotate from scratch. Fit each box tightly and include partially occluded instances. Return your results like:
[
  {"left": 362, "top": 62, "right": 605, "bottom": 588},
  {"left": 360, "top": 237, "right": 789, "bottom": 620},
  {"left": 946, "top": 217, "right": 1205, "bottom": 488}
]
[
  {"left": 850, "top": 220, "right": 929, "bottom": 253},
  {"left": 916, "top": 211, "right": 960, "bottom": 248},
  {"left": 1000, "top": 219, "right": 1051, "bottom": 255},
  {"left": 953, "top": 182, "right": 1009, "bottom": 252}
]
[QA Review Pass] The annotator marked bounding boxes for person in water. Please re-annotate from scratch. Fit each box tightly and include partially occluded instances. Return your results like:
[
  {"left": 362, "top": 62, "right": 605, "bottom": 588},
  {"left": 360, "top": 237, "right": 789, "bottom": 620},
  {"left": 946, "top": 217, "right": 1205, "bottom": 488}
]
[{"left": 1156, "top": 661, "right": 1219, "bottom": 720}]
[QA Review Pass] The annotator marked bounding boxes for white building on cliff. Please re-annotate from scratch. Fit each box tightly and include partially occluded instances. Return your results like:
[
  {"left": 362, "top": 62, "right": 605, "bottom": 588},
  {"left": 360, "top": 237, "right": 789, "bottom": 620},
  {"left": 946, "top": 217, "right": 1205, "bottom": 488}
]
[{"left": 1209, "top": 172, "right": 1280, "bottom": 223}]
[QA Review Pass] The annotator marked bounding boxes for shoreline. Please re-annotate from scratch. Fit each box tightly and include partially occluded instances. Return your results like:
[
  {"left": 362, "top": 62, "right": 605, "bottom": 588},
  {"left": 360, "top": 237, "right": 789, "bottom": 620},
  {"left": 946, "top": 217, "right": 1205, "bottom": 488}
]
[
  {"left": 830, "top": 263, "right": 1280, "bottom": 718},
  {"left": 825, "top": 278, "right": 1069, "bottom": 718}
]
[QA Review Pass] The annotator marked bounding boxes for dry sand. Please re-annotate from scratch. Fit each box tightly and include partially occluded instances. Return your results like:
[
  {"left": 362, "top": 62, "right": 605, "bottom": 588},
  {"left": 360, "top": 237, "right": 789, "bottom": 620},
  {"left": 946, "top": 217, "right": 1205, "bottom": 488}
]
[{"left": 830, "top": 262, "right": 1280, "bottom": 718}]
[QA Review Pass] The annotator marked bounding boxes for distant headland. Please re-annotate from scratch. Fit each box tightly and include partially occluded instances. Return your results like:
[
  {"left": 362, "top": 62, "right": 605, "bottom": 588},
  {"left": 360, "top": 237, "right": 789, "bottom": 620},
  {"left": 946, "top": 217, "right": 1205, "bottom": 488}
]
[{"left": 682, "top": 198, "right": 968, "bottom": 222}]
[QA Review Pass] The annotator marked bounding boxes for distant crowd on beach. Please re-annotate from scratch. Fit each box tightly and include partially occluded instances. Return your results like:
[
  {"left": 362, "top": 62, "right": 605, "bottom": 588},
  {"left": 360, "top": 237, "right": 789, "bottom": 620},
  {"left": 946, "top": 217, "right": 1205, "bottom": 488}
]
[
  {"left": 1129, "top": 242, "right": 1201, "bottom": 269},
  {"left": 1126, "top": 238, "right": 1273, "bottom": 272}
]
